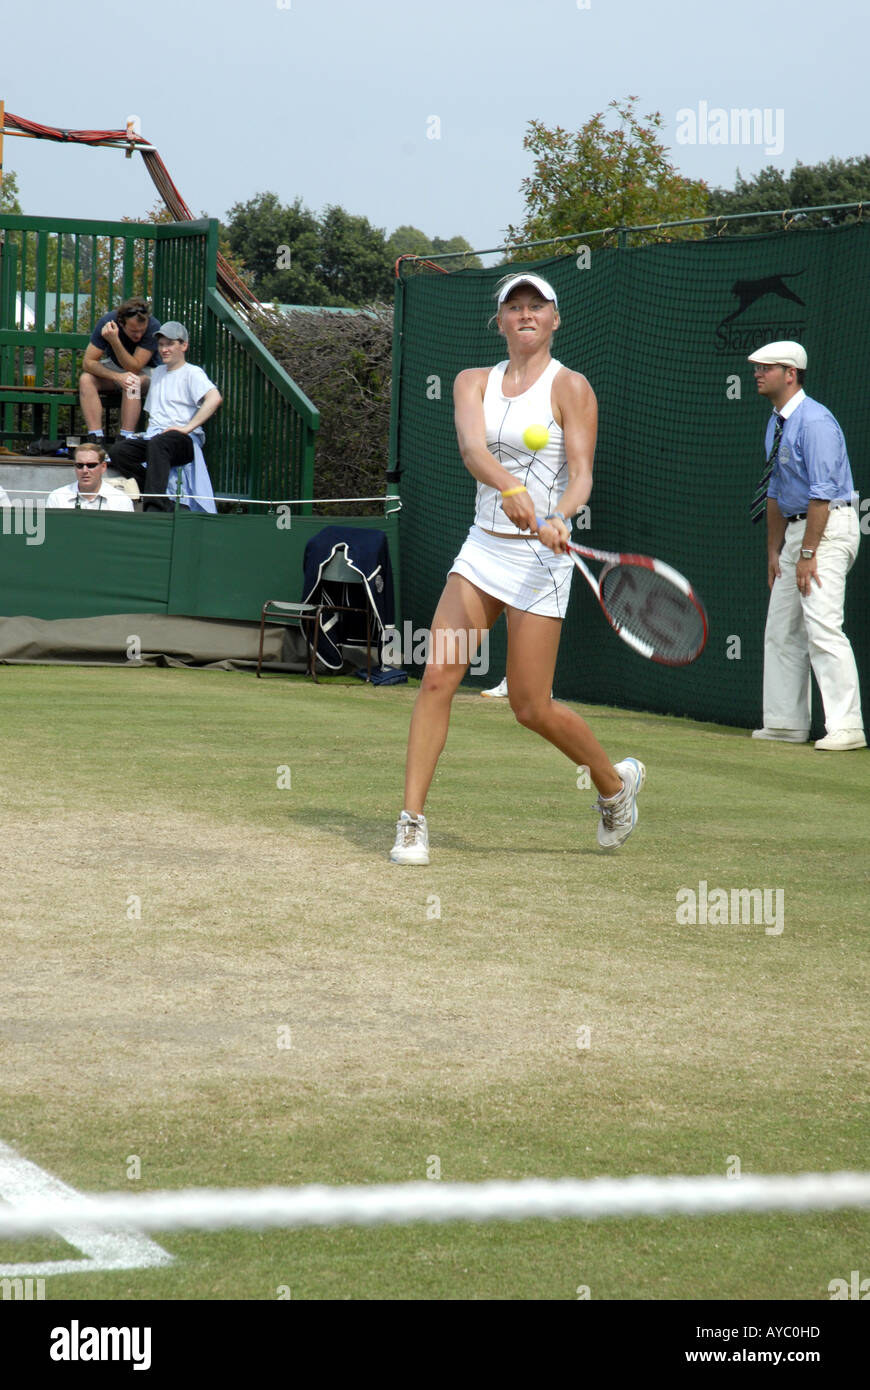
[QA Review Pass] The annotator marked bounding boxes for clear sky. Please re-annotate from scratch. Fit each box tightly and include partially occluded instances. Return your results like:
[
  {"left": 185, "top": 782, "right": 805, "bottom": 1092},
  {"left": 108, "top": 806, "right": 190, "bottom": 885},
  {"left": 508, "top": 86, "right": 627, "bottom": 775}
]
[{"left": 2, "top": 0, "right": 868, "bottom": 257}]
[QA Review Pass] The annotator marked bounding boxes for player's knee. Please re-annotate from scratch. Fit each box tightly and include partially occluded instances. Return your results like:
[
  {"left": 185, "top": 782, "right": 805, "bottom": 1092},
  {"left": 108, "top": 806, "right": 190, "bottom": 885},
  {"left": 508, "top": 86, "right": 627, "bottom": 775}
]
[
  {"left": 510, "top": 695, "right": 549, "bottom": 731},
  {"left": 421, "top": 661, "right": 462, "bottom": 699}
]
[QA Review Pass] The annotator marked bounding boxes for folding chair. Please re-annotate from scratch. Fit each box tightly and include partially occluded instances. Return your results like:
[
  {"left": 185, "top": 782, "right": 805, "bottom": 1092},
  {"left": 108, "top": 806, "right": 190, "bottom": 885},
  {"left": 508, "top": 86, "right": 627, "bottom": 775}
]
[{"left": 257, "top": 550, "right": 373, "bottom": 682}]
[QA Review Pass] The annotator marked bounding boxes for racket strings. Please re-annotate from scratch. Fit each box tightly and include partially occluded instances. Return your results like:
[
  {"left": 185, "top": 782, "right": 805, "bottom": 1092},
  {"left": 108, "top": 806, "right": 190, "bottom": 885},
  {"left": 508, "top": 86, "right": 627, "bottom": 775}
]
[{"left": 599, "top": 563, "right": 706, "bottom": 665}]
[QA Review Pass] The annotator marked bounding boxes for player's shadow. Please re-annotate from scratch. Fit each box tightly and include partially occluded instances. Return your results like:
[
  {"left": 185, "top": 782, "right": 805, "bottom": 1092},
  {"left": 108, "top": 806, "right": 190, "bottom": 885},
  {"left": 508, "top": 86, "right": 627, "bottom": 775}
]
[{"left": 284, "top": 807, "right": 600, "bottom": 855}]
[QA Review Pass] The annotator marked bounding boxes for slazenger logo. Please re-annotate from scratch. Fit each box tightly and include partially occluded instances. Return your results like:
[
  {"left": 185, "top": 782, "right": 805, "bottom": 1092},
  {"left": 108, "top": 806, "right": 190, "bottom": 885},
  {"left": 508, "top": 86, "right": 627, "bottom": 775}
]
[
  {"left": 50, "top": 1320, "right": 151, "bottom": 1371},
  {"left": 714, "top": 271, "right": 807, "bottom": 354}
]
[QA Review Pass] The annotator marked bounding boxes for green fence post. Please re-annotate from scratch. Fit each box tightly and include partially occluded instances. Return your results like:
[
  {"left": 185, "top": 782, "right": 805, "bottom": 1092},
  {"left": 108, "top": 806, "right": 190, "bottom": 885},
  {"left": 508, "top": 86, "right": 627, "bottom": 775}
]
[{"left": 386, "top": 271, "right": 405, "bottom": 630}]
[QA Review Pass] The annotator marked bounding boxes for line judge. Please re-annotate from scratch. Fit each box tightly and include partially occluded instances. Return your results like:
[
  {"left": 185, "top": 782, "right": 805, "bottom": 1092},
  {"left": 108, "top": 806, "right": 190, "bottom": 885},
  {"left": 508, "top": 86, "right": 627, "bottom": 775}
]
[{"left": 748, "top": 340, "right": 864, "bottom": 751}]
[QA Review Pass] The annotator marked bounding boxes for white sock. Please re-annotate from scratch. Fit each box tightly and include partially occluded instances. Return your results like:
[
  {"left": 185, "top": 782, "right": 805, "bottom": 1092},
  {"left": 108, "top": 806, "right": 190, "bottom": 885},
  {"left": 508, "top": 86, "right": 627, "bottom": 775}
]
[{"left": 600, "top": 780, "right": 626, "bottom": 803}]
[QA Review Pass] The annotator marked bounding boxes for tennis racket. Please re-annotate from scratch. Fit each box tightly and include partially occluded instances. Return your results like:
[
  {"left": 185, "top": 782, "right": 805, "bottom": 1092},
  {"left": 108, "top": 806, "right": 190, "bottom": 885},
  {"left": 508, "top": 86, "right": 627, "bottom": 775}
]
[{"left": 537, "top": 521, "right": 708, "bottom": 665}]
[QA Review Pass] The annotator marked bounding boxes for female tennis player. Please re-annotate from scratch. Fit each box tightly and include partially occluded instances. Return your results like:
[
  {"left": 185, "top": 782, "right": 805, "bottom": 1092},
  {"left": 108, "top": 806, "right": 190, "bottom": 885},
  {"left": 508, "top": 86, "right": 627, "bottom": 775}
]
[{"left": 390, "top": 272, "right": 644, "bottom": 865}]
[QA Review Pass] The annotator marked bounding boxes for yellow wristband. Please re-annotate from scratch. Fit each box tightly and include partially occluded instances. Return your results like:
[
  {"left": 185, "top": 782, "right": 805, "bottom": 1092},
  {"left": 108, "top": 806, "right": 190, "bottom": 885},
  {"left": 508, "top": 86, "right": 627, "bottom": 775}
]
[{"left": 501, "top": 486, "right": 528, "bottom": 499}]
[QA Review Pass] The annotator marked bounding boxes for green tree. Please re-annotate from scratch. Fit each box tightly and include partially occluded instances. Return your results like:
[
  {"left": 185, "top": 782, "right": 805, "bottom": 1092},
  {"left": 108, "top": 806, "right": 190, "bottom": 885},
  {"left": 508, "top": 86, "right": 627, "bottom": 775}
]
[
  {"left": 226, "top": 195, "right": 482, "bottom": 304},
  {"left": 1, "top": 166, "right": 78, "bottom": 313},
  {"left": 0, "top": 168, "right": 22, "bottom": 214},
  {"left": 253, "top": 304, "right": 393, "bottom": 511},
  {"left": 385, "top": 224, "right": 434, "bottom": 266},
  {"left": 430, "top": 235, "right": 482, "bottom": 267},
  {"left": 317, "top": 204, "right": 392, "bottom": 304},
  {"left": 224, "top": 191, "right": 328, "bottom": 304},
  {"left": 385, "top": 226, "right": 483, "bottom": 271},
  {"left": 504, "top": 96, "right": 708, "bottom": 255},
  {"left": 707, "top": 156, "right": 870, "bottom": 235}
]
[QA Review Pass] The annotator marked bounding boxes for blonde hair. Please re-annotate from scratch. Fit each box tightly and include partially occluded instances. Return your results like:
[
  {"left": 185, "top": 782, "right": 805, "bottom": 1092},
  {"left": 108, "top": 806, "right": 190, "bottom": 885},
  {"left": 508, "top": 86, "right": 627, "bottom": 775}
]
[
  {"left": 74, "top": 443, "right": 107, "bottom": 464},
  {"left": 489, "top": 274, "right": 560, "bottom": 332}
]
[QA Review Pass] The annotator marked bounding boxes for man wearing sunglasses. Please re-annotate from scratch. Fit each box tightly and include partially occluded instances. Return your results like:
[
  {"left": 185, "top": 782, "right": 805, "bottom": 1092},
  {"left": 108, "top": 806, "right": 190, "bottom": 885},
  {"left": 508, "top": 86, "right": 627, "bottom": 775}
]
[
  {"left": 45, "top": 444, "right": 134, "bottom": 511},
  {"left": 748, "top": 340, "right": 864, "bottom": 751}
]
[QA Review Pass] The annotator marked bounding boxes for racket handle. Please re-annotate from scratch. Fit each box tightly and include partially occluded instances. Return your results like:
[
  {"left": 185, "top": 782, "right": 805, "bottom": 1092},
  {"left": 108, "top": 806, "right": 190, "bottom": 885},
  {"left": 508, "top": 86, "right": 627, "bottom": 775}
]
[{"left": 536, "top": 514, "right": 572, "bottom": 544}]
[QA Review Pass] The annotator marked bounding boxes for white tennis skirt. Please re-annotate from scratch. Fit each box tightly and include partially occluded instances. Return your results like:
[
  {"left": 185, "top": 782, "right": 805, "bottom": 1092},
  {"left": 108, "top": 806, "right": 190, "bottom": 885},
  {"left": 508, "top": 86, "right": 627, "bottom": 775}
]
[{"left": 449, "top": 525, "right": 574, "bottom": 618}]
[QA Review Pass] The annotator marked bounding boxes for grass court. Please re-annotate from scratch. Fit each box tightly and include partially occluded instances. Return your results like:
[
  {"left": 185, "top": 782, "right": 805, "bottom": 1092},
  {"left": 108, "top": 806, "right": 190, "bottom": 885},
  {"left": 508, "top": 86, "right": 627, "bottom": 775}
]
[{"left": 0, "top": 665, "right": 867, "bottom": 1300}]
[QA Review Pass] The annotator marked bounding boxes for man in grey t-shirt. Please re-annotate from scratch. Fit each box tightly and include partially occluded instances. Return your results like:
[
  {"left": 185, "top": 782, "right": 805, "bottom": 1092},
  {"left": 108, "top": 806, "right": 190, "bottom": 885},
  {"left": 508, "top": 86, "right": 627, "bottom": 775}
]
[{"left": 109, "top": 323, "right": 221, "bottom": 513}]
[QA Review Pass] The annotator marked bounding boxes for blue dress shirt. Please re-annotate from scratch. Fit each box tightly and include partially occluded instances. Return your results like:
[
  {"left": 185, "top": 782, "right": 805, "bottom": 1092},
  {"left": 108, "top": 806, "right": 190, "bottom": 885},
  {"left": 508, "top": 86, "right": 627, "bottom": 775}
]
[{"left": 766, "top": 394, "right": 855, "bottom": 517}]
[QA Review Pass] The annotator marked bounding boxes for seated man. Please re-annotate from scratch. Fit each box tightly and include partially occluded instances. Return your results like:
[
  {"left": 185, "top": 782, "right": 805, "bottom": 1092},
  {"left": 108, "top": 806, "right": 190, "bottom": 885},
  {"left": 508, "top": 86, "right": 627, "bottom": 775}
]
[
  {"left": 46, "top": 443, "right": 134, "bottom": 511},
  {"left": 79, "top": 296, "right": 160, "bottom": 443},
  {"left": 109, "top": 322, "right": 221, "bottom": 514}
]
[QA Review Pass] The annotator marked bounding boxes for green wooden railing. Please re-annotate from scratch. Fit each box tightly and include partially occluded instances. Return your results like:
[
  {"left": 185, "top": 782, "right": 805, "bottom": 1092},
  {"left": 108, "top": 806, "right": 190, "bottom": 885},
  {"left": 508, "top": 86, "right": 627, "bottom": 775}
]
[
  {"left": 205, "top": 288, "right": 317, "bottom": 503},
  {"left": 0, "top": 213, "right": 317, "bottom": 503}
]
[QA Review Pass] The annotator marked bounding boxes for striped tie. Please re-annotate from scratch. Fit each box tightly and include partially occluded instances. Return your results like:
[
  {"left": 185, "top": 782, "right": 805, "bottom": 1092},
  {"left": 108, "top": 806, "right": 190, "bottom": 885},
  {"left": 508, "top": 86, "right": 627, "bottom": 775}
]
[{"left": 750, "top": 414, "right": 784, "bottom": 523}]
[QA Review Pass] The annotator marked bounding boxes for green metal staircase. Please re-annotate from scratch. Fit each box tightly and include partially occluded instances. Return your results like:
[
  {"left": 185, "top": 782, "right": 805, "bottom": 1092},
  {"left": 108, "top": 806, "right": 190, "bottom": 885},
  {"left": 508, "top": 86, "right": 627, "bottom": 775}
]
[{"left": 0, "top": 213, "right": 318, "bottom": 505}]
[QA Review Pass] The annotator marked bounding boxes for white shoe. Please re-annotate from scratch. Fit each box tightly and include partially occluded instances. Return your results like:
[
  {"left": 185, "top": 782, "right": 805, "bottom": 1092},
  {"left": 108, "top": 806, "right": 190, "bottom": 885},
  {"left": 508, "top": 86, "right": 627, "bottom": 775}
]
[
  {"left": 390, "top": 810, "right": 430, "bottom": 864},
  {"left": 814, "top": 729, "right": 866, "bottom": 751},
  {"left": 596, "top": 758, "right": 645, "bottom": 849},
  {"left": 752, "top": 728, "right": 809, "bottom": 743},
  {"left": 481, "top": 677, "right": 508, "bottom": 698}
]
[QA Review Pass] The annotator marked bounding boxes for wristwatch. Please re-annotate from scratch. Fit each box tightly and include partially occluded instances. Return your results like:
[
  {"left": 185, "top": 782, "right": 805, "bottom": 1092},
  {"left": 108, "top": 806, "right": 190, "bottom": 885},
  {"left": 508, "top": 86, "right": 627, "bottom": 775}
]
[{"left": 800, "top": 548, "right": 815, "bottom": 559}]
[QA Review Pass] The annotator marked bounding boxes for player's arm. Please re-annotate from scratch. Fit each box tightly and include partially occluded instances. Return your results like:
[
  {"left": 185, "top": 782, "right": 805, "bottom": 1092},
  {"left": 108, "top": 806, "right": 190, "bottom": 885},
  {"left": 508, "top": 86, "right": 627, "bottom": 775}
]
[
  {"left": 100, "top": 323, "right": 150, "bottom": 373},
  {"left": 795, "top": 498, "right": 829, "bottom": 593},
  {"left": 794, "top": 417, "right": 841, "bottom": 591},
  {"left": 799, "top": 498, "right": 830, "bottom": 557},
  {"left": 766, "top": 499, "right": 787, "bottom": 588},
  {"left": 164, "top": 387, "right": 222, "bottom": 436},
  {"left": 541, "top": 369, "right": 598, "bottom": 552},
  {"left": 453, "top": 369, "right": 536, "bottom": 530},
  {"left": 80, "top": 343, "right": 118, "bottom": 381},
  {"left": 115, "top": 342, "right": 154, "bottom": 373}
]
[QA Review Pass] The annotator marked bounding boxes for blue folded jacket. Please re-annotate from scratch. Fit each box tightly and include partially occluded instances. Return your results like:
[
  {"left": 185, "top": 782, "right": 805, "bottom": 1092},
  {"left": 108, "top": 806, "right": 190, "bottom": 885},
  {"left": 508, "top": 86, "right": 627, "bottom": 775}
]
[{"left": 354, "top": 667, "right": 409, "bottom": 686}]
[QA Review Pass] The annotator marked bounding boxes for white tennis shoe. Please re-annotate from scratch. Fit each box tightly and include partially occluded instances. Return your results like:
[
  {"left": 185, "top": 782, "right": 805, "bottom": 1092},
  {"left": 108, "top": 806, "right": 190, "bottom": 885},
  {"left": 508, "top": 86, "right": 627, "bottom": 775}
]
[
  {"left": 390, "top": 810, "right": 430, "bottom": 865},
  {"left": 481, "top": 678, "right": 553, "bottom": 698},
  {"left": 814, "top": 728, "right": 866, "bottom": 751},
  {"left": 596, "top": 758, "right": 645, "bottom": 849},
  {"left": 752, "top": 728, "right": 808, "bottom": 743}
]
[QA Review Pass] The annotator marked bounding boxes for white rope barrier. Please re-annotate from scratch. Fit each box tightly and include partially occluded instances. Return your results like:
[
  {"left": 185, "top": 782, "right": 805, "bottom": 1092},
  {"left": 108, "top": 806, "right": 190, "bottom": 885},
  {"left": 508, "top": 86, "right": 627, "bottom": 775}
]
[
  {"left": 1, "top": 1173, "right": 869, "bottom": 1239},
  {"left": 0, "top": 490, "right": 401, "bottom": 507}
]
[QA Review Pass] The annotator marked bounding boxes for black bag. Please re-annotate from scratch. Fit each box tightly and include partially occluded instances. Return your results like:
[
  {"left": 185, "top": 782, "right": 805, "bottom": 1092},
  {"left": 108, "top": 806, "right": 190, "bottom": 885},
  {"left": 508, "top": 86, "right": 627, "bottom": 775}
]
[{"left": 26, "top": 438, "right": 69, "bottom": 457}]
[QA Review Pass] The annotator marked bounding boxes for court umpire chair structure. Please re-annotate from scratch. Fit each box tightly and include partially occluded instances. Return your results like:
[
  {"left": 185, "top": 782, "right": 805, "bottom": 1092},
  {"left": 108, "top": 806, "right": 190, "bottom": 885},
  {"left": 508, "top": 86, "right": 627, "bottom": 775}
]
[{"left": 257, "top": 526, "right": 394, "bottom": 681}]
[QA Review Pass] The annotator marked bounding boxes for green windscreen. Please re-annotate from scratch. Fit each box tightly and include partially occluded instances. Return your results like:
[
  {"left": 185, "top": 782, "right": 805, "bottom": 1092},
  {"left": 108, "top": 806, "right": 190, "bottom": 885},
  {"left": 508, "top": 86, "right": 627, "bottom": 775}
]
[{"left": 394, "top": 223, "right": 869, "bottom": 729}]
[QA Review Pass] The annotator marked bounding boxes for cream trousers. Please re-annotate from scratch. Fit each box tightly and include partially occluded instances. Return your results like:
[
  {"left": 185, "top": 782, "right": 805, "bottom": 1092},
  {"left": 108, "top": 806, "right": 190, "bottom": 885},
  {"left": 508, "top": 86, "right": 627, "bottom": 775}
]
[{"left": 763, "top": 505, "right": 863, "bottom": 734}]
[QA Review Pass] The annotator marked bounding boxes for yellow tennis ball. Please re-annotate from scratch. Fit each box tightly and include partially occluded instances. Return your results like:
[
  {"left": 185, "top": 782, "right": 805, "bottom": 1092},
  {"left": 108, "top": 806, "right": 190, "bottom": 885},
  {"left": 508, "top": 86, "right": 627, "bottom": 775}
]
[{"left": 523, "top": 424, "right": 550, "bottom": 452}]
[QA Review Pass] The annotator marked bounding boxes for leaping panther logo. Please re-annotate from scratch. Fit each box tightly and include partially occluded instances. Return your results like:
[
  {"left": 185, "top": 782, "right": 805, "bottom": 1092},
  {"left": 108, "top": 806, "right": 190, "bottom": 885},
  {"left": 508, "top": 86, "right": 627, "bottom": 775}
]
[{"left": 717, "top": 271, "right": 806, "bottom": 330}]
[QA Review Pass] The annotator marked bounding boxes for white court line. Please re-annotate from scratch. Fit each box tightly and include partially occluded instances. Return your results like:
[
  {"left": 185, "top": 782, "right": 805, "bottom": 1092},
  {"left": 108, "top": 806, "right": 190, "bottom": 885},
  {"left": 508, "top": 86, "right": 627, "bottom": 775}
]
[{"left": 0, "top": 1140, "right": 173, "bottom": 1277}]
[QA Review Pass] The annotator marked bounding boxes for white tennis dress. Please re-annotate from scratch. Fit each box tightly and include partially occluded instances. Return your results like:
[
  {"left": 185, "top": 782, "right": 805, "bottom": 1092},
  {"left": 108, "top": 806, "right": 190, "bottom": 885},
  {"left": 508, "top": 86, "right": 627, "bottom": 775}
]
[{"left": 449, "top": 358, "right": 574, "bottom": 617}]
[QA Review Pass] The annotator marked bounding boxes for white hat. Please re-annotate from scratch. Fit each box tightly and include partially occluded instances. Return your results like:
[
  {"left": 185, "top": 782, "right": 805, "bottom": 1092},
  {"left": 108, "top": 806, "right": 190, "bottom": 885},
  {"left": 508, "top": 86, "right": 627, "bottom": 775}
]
[
  {"left": 747, "top": 340, "right": 807, "bottom": 370},
  {"left": 496, "top": 274, "right": 558, "bottom": 308}
]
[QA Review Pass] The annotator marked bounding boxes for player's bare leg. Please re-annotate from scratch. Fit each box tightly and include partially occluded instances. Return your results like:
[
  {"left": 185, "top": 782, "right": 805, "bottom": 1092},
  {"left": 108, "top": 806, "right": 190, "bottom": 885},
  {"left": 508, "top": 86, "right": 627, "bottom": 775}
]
[
  {"left": 79, "top": 374, "right": 147, "bottom": 434},
  {"left": 79, "top": 372, "right": 115, "bottom": 433},
  {"left": 402, "top": 574, "right": 504, "bottom": 815},
  {"left": 504, "top": 606, "right": 622, "bottom": 797}
]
